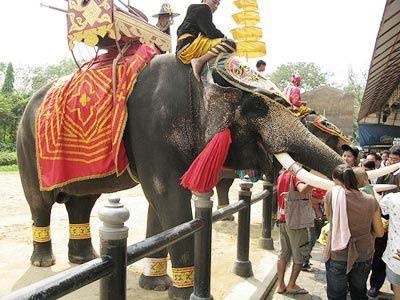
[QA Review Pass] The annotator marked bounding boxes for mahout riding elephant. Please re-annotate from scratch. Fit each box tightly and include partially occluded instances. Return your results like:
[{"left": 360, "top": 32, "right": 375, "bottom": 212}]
[
  {"left": 215, "top": 111, "right": 349, "bottom": 215},
  {"left": 17, "top": 54, "right": 345, "bottom": 299}
]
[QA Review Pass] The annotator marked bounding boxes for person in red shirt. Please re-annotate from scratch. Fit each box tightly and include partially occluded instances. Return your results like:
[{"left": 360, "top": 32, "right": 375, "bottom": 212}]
[
  {"left": 283, "top": 75, "right": 304, "bottom": 110},
  {"left": 276, "top": 169, "right": 313, "bottom": 294}
]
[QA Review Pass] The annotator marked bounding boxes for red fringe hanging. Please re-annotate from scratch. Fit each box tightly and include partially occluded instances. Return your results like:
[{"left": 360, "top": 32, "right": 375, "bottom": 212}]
[{"left": 181, "top": 129, "right": 232, "bottom": 193}]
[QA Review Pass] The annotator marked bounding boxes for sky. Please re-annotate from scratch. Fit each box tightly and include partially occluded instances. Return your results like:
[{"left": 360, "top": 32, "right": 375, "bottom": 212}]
[{"left": 0, "top": 0, "right": 386, "bottom": 86}]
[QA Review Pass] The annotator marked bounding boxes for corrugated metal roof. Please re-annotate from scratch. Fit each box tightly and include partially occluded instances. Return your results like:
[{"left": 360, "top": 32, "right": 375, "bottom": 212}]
[{"left": 358, "top": 0, "right": 400, "bottom": 120}]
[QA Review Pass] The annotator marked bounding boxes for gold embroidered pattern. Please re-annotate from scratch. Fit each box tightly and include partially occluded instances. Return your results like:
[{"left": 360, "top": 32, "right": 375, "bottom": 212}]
[
  {"left": 36, "top": 45, "right": 156, "bottom": 191},
  {"left": 69, "top": 223, "right": 91, "bottom": 240},
  {"left": 172, "top": 267, "right": 195, "bottom": 288},
  {"left": 143, "top": 257, "right": 168, "bottom": 277},
  {"left": 32, "top": 226, "right": 51, "bottom": 243}
]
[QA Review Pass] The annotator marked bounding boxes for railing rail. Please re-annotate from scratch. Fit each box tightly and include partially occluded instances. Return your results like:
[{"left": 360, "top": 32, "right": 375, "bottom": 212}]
[
  {"left": 4, "top": 180, "right": 275, "bottom": 300},
  {"left": 251, "top": 189, "right": 270, "bottom": 202},
  {"left": 3, "top": 257, "right": 113, "bottom": 300},
  {"left": 127, "top": 218, "right": 206, "bottom": 265}
]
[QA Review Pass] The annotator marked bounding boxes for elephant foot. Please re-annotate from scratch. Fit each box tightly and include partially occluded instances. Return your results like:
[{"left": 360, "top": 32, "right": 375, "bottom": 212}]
[
  {"left": 168, "top": 285, "right": 193, "bottom": 300},
  {"left": 221, "top": 215, "right": 235, "bottom": 221},
  {"left": 31, "top": 241, "right": 56, "bottom": 267},
  {"left": 68, "top": 239, "right": 98, "bottom": 264},
  {"left": 139, "top": 274, "right": 172, "bottom": 291}
]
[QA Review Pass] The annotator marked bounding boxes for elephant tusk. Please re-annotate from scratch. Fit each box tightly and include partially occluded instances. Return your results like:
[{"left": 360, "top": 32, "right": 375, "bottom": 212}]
[
  {"left": 274, "top": 153, "right": 335, "bottom": 191},
  {"left": 372, "top": 184, "right": 398, "bottom": 193},
  {"left": 310, "top": 169, "right": 330, "bottom": 180},
  {"left": 366, "top": 162, "right": 400, "bottom": 180}
]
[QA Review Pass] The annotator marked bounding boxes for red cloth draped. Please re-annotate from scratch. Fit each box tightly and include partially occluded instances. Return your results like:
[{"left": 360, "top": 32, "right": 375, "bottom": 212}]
[
  {"left": 181, "top": 129, "right": 232, "bottom": 193},
  {"left": 36, "top": 44, "right": 158, "bottom": 191}
]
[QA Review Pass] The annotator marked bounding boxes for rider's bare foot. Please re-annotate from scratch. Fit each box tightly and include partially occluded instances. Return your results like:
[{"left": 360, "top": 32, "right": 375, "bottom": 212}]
[{"left": 191, "top": 58, "right": 204, "bottom": 82}]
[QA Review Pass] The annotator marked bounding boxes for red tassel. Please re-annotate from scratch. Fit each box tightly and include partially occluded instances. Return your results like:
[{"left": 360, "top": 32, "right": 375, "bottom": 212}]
[{"left": 181, "top": 129, "right": 232, "bottom": 193}]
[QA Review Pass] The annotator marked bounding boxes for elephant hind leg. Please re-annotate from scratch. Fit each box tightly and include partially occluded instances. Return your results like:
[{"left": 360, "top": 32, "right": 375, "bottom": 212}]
[
  {"left": 28, "top": 195, "right": 56, "bottom": 267},
  {"left": 139, "top": 205, "right": 171, "bottom": 291},
  {"left": 216, "top": 178, "right": 235, "bottom": 221},
  {"left": 65, "top": 195, "right": 99, "bottom": 264}
]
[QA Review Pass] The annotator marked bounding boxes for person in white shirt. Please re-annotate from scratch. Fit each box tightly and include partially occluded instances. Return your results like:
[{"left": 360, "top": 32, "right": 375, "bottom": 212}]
[
  {"left": 381, "top": 150, "right": 389, "bottom": 168},
  {"left": 380, "top": 192, "right": 400, "bottom": 299}
]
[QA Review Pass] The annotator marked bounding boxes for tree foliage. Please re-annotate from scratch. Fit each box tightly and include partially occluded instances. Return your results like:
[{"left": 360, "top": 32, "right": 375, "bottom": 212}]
[
  {"left": 0, "top": 63, "right": 6, "bottom": 74},
  {"left": 28, "top": 58, "right": 77, "bottom": 92},
  {"left": 0, "top": 92, "right": 30, "bottom": 148},
  {"left": 1, "top": 63, "right": 15, "bottom": 93},
  {"left": 269, "top": 62, "right": 330, "bottom": 92},
  {"left": 0, "top": 59, "right": 77, "bottom": 151},
  {"left": 343, "top": 68, "right": 366, "bottom": 143}
]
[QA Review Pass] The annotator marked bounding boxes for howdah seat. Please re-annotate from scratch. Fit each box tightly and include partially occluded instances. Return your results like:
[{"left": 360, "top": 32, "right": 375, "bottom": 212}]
[{"left": 67, "top": 0, "right": 171, "bottom": 52}]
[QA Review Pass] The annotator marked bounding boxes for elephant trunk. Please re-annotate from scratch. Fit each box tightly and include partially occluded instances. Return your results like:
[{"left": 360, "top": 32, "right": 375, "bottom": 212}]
[
  {"left": 256, "top": 104, "right": 344, "bottom": 179},
  {"left": 288, "top": 128, "right": 344, "bottom": 178}
]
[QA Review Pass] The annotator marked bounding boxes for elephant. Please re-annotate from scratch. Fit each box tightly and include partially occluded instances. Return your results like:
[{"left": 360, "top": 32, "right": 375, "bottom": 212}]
[
  {"left": 215, "top": 111, "right": 349, "bottom": 215},
  {"left": 17, "top": 53, "right": 346, "bottom": 299}
]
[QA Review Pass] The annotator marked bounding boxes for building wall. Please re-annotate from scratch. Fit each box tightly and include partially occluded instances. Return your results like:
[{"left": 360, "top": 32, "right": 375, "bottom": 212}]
[{"left": 301, "top": 86, "right": 355, "bottom": 137}]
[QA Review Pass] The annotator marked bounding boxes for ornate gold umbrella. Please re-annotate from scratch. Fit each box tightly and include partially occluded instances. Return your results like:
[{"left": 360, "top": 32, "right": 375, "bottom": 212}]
[{"left": 231, "top": 0, "right": 266, "bottom": 58}]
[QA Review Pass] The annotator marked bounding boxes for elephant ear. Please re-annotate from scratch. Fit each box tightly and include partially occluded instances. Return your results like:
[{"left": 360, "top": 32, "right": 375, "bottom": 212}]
[
  {"left": 202, "top": 82, "right": 242, "bottom": 141},
  {"left": 181, "top": 82, "right": 241, "bottom": 193}
]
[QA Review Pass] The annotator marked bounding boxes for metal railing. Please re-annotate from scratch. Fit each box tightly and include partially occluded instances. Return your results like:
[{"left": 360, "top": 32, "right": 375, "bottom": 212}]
[{"left": 4, "top": 180, "right": 275, "bottom": 300}]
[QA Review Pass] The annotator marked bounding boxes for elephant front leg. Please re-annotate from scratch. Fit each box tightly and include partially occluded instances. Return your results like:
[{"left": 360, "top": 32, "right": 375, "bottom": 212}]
[
  {"left": 139, "top": 171, "right": 195, "bottom": 299},
  {"left": 30, "top": 202, "right": 56, "bottom": 267},
  {"left": 167, "top": 236, "right": 195, "bottom": 300},
  {"left": 155, "top": 193, "right": 195, "bottom": 300},
  {"left": 139, "top": 205, "right": 171, "bottom": 291},
  {"left": 65, "top": 195, "right": 99, "bottom": 264},
  {"left": 216, "top": 178, "right": 235, "bottom": 221}
]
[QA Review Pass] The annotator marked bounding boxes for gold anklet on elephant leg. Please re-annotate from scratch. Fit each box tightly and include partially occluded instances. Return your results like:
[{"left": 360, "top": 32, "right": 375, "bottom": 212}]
[
  {"left": 143, "top": 257, "right": 168, "bottom": 276},
  {"left": 32, "top": 225, "right": 51, "bottom": 243},
  {"left": 69, "top": 223, "right": 91, "bottom": 240},
  {"left": 172, "top": 266, "right": 195, "bottom": 288}
]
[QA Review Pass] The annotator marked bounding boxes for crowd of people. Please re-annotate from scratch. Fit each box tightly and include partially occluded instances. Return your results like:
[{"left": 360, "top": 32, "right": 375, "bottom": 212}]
[{"left": 276, "top": 145, "right": 400, "bottom": 299}]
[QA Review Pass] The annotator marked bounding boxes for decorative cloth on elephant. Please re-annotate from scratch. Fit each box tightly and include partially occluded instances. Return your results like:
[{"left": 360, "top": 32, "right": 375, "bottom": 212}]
[
  {"left": 176, "top": 4, "right": 236, "bottom": 64},
  {"left": 36, "top": 43, "right": 158, "bottom": 190},
  {"left": 143, "top": 257, "right": 168, "bottom": 277},
  {"left": 291, "top": 105, "right": 313, "bottom": 117},
  {"left": 311, "top": 115, "right": 351, "bottom": 144},
  {"left": 210, "top": 53, "right": 287, "bottom": 104},
  {"left": 172, "top": 266, "right": 195, "bottom": 288},
  {"left": 181, "top": 129, "right": 232, "bottom": 193}
]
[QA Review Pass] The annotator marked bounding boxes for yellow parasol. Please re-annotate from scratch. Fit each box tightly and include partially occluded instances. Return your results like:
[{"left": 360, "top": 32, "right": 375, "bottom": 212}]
[{"left": 231, "top": 0, "right": 266, "bottom": 59}]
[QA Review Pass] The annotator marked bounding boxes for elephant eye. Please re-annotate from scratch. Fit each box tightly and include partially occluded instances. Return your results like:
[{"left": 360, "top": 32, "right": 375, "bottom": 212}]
[{"left": 240, "top": 98, "right": 268, "bottom": 120}]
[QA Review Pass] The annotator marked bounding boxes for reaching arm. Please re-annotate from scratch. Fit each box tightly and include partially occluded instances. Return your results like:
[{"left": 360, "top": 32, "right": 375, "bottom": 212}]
[
  {"left": 324, "top": 191, "right": 332, "bottom": 221},
  {"left": 371, "top": 207, "right": 384, "bottom": 238},
  {"left": 296, "top": 182, "right": 314, "bottom": 195}
]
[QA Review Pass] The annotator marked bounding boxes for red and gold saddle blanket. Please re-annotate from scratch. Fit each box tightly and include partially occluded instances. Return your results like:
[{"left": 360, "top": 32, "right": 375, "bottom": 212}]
[{"left": 36, "top": 44, "right": 158, "bottom": 191}]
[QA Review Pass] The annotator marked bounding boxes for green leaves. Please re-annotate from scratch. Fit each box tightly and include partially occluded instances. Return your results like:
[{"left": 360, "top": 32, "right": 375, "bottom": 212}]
[
  {"left": 0, "top": 91, "right": 30, "bottom": 150},
  {"left": 0, "top": 58, "right": 77, "bottom": 150},
  {"left": 343, "top": 68, "right": 366, "bottom": 143},
  {"left": 1, "top": 63, "right": 15, "bottom": 94},
  {"left": 26, "top": 58, "right": 77, "bottom": 92},
  {"left": 269, "top": 62, "right": 330, "bottom": 92}
]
